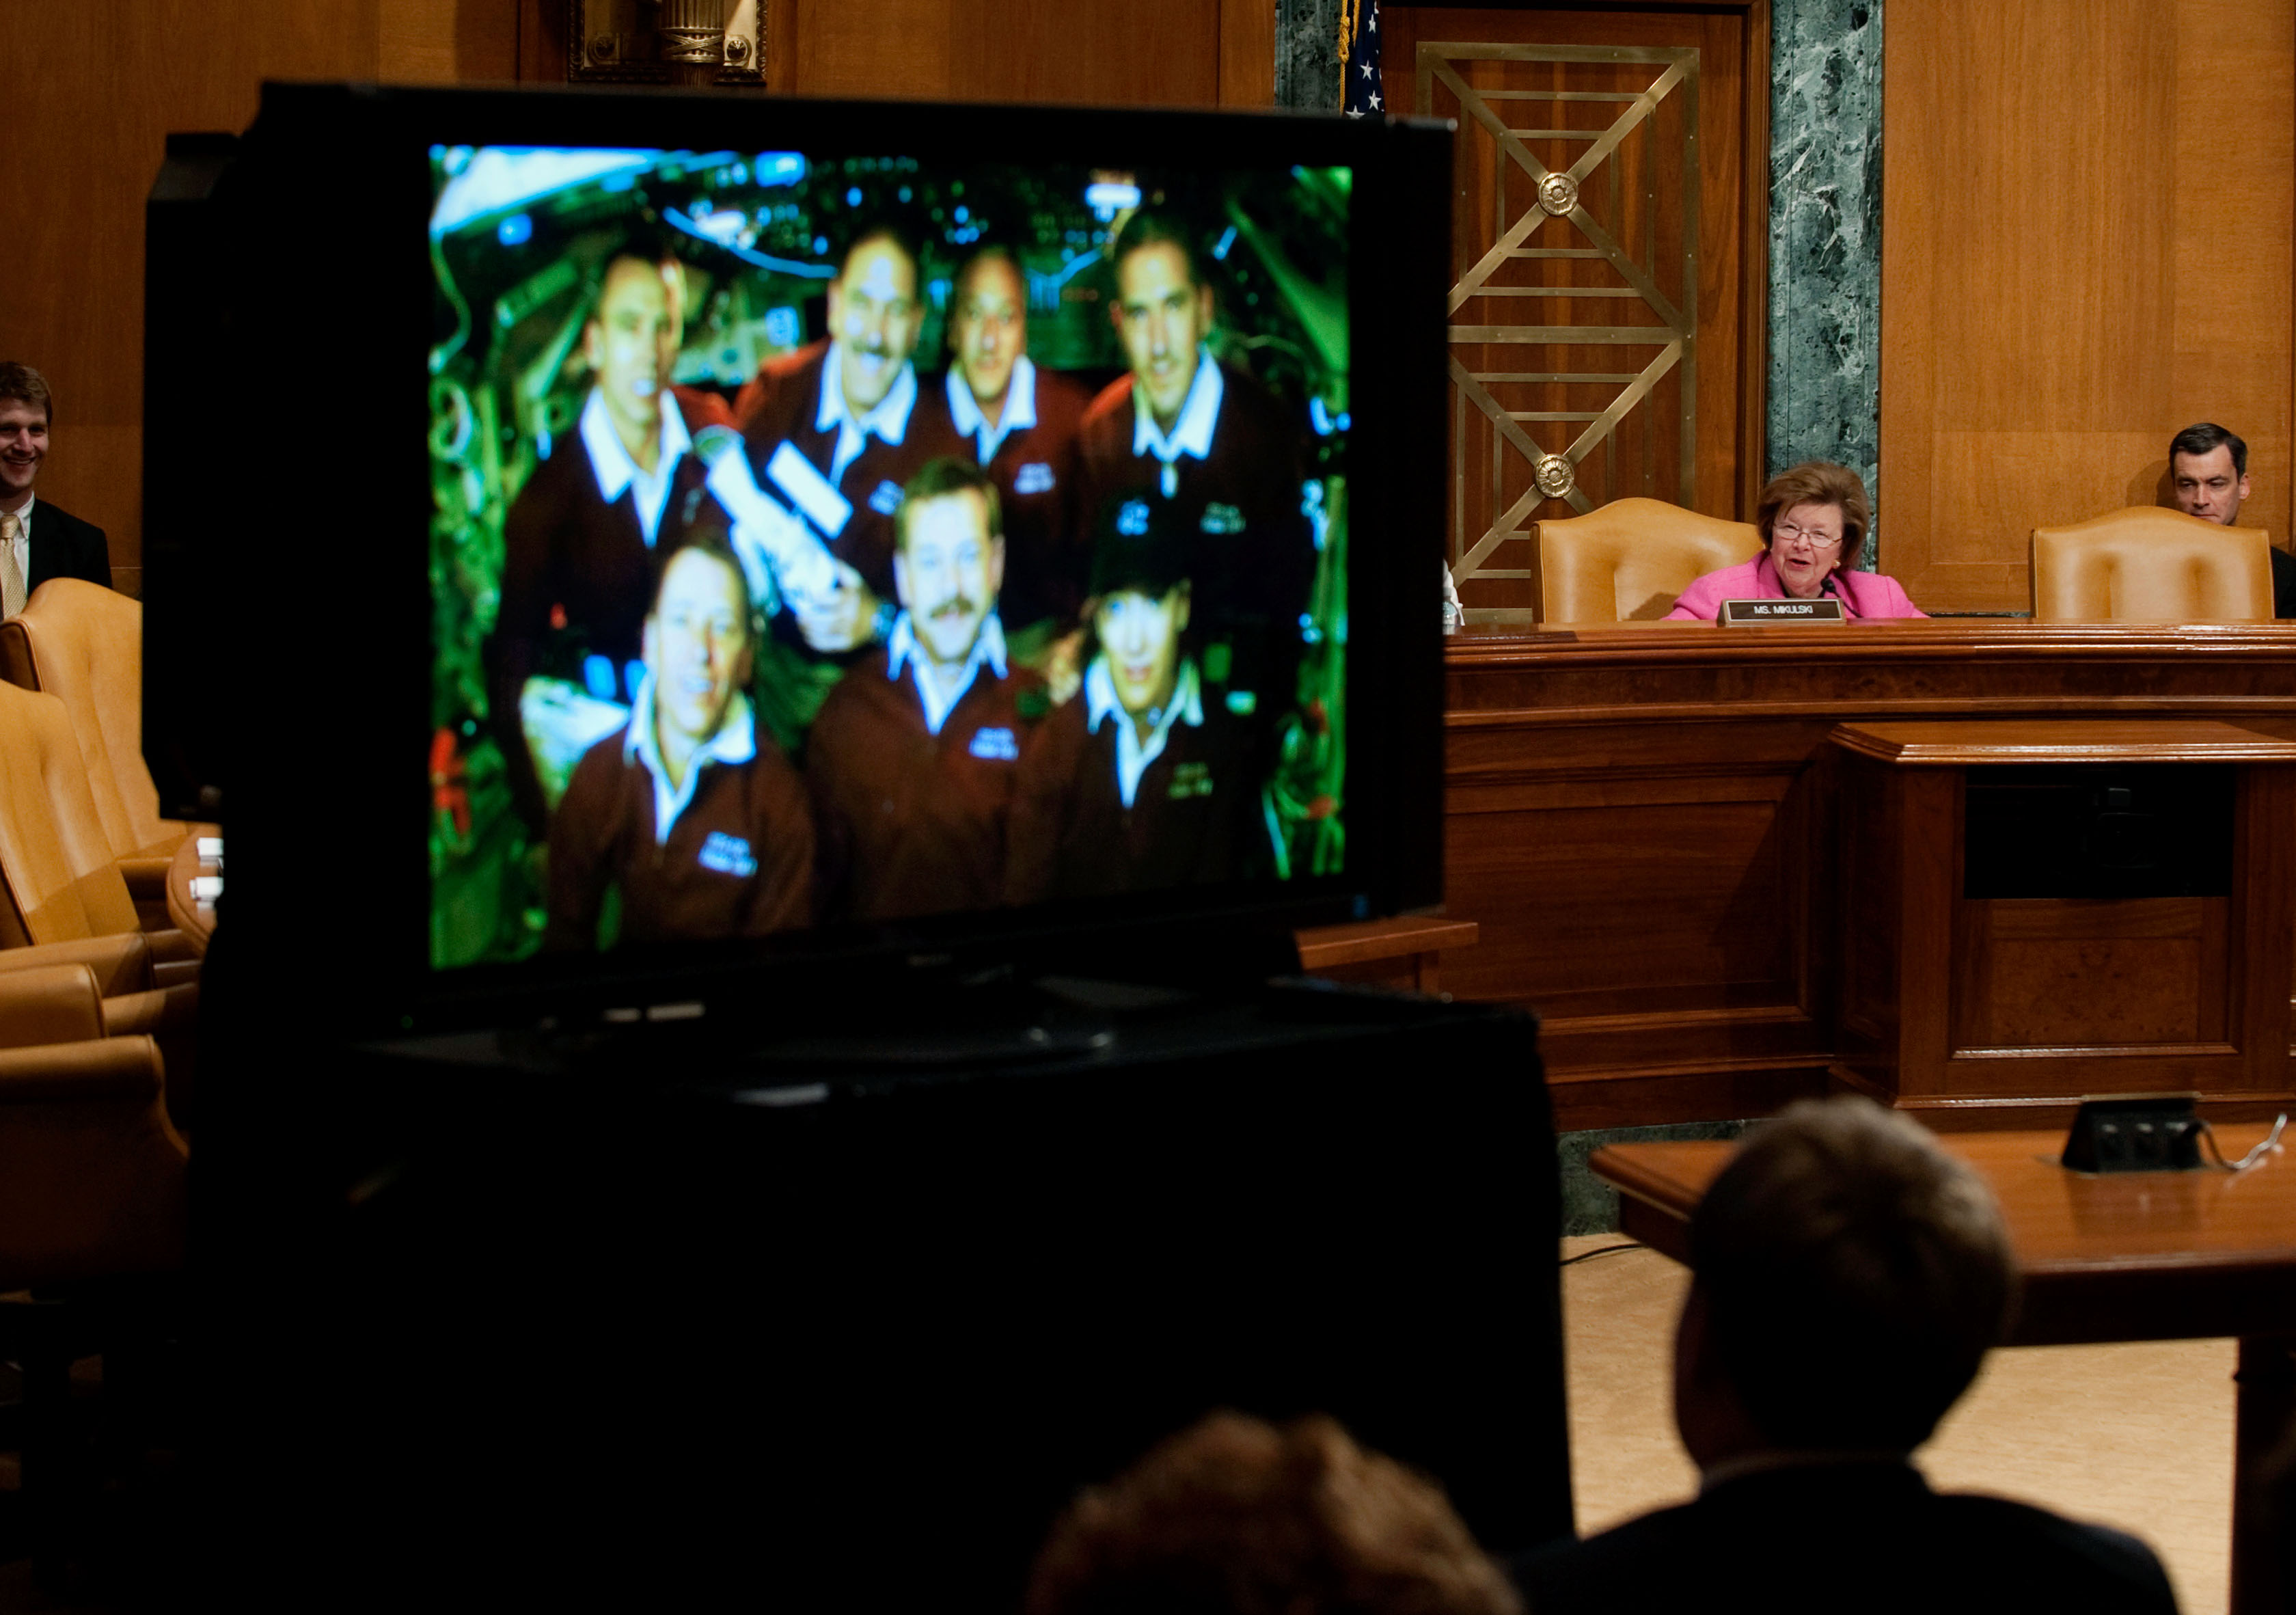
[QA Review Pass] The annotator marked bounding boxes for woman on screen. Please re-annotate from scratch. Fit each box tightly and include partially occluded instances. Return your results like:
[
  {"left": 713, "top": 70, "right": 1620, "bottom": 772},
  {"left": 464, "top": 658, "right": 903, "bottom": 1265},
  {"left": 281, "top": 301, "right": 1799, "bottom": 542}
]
[{"left": 1667, "top": 462, "right": 1926, "bottom": 621}]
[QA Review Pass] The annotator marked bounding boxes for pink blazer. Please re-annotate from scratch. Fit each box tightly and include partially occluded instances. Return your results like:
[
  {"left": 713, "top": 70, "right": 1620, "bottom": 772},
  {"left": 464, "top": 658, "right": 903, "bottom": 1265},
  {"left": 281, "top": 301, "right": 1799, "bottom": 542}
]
[{"left": 1665, "top": 554, "right": 1927, "bottom": 621}]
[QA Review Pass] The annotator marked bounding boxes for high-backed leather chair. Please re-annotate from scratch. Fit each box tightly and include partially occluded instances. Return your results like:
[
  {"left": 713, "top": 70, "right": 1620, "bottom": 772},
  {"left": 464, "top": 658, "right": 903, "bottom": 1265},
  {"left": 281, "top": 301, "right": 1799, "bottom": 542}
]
[
  {"left": 0, "top": 679, "right": 197, "bottom": 1047},
  {"left": 2029, "top": 508, "right": 2275, "bottom": 622},
  {"left": 1535, "top": 498, "right": 1766, "bottom": 623},
  {"left": 0, "top": 580, "right": 191, "bottom": 888}
]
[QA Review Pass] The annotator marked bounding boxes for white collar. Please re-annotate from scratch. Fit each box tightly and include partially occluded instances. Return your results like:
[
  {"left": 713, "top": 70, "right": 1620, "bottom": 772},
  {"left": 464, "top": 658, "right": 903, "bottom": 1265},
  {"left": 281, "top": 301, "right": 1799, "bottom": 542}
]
[
  {"left": 815, "top": 342, "right": 917, "bottom": 484},
  {"left": 1130, "top": 349, "right": 1223, "bottom": 467},
  {"left": 622, "top": 668, "right": 757, "bottom": 843},
  {"left": 1084, "top": 653, "right": 1203, "bottom": 809},
  {"left": 886, "top": 610, "right": 1008, "bottom": 736},
  {"left": 946, "top": 355, "right": 1039, "bottom": 465},
  {"left": 579, "top": 388, "right": 691, "bottom": 545}
]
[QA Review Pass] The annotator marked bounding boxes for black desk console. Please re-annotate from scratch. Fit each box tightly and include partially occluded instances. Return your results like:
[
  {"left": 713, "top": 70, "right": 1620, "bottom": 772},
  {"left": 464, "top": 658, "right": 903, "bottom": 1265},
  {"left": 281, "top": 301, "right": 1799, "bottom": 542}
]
[{"left": 196, "top": 976, "right": 1568, "bottom": 1610}]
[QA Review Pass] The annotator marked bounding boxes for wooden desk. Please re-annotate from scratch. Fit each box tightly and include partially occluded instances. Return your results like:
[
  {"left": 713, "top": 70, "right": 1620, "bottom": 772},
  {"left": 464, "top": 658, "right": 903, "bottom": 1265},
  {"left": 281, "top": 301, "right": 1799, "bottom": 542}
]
[
  {"left": 1294, "top": 917, "right": 1479, "bottom": 994},
  {"left": 1443, "top": 622, "right": 2296, "bottom": 1129},
  {"left": 1591, "top": 1126, "right": 2296, "bottom": 1614}
]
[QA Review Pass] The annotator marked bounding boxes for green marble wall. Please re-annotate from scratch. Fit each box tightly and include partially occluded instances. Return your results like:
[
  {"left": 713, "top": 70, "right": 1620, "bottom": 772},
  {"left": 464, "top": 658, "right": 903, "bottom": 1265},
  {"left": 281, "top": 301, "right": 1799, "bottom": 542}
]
[
  {"left": 1767, "top": 0, "right": 1885, "bottom": 563},
  {"left": 1276, "top": 0, "right": 1345, "bottom": 109}
]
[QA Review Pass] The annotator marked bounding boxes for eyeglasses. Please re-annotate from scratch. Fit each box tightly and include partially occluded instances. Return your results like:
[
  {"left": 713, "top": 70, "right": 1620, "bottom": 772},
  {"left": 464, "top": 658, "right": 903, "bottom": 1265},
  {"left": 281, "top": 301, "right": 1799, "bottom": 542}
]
[{"left": 1772, "top": 522, "right": 1844, "bottom": 549}]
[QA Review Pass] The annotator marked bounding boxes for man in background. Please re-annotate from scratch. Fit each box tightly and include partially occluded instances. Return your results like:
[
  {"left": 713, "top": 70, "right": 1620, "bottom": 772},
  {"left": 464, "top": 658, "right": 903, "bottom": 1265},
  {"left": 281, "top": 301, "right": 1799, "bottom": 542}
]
[
  {"left": 547, "top": 533, "right": 814, "bottom": 950},
  {"left": 928, "top": 243, "right": 1093, "bottom": 655},
  {"left": 490, "top": 240, "right": 725, "bottom": 834},
  {"left": 1514, "top": 1097, "right": 2177, "bottom": 1614},
  {"left": 1004, "top": 496, "right": 1261, "bottom": 904},
  {"left": 0, "top": 362, "right": 112, "bottom": 619},
  {"left": 806, "top": 458, "right": 1043, "bottom": 921},
  {"left": 2169, "top": 421, "right": 2294, "bottom": 618},
  {"left": 719, "top": 219, "right": 963, "bottom": 659},
  {"left": 1076, "top": 211, "right": 1314, "bottom": 719}
]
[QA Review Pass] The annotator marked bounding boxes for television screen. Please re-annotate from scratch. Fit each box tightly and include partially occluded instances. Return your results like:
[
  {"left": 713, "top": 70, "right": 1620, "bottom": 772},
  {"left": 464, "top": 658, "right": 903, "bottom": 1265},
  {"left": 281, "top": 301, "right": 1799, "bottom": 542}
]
[
  {"left": 168, "top": 85, "right": 1447, "bottom": 1029},
  {"left": 426, "top": 146, "right": 1356, "bottom": 970}
]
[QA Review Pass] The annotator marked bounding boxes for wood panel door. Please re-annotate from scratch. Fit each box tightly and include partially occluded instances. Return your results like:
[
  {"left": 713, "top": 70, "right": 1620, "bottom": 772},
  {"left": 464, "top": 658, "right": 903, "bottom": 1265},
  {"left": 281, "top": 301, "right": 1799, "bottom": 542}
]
[{"left": 1384, "top": 5, "right": 1766, "bottom": 619}]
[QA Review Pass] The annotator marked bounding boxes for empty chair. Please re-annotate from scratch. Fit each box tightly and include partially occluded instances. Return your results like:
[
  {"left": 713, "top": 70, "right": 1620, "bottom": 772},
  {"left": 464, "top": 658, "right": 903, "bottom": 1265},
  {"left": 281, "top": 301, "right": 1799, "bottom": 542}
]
[
  {"left": 2030, "top": 508, "right": 2275, "bottom": 622},
  {"left": 0, "top": 580, "right": 192, "bottom": 897},
  {"left": 1536, "top": 498, "right": 1766, "bottom": 623}
]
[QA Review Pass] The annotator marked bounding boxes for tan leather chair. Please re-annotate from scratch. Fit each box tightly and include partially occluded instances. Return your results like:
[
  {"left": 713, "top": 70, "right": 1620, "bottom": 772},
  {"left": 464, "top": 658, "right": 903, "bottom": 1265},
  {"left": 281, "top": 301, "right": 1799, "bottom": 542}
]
[
  {"left": 2029, "top": 508, "right": 2275, "bottom": 622},
  {"left": 1535, "top": 498, "right": 1766, "bottom": 623},
  {"left": 0, "top": 580, "right": 191, "bottom": 901},
  {"left": 0, "top": 679, "right": 197, "bottom": 1061}
]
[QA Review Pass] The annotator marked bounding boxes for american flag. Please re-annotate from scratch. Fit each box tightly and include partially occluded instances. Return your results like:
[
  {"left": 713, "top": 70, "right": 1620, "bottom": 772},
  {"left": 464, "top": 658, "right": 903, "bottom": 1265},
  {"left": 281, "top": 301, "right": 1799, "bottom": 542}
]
[{"left": 1341, "top": 0, "right": 1382, "bottom": 117}]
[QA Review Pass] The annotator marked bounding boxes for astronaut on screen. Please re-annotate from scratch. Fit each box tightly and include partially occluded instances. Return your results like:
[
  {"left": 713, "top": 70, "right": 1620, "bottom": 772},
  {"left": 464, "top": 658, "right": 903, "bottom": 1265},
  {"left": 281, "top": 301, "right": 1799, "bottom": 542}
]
[
  {"left": 1003, "top": 494, "right": 1265, "bottom": 903},
  {"left": 545, "top": 532, "right": 816, "bottom": 951}
]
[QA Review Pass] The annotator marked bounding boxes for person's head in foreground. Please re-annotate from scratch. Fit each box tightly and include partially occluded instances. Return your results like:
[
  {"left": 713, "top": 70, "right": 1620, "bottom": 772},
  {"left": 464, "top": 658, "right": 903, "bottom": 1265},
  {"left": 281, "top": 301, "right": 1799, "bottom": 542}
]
[
  {"left": 1024, "top": 1411, "right": 1521, "bottom": 1615},
  {"left": 1089, "top": 496, "right": 1193, "bottom": 735},
  {"left": 643, "top": 534, "right": 756, "bottom": 782},
  {"left": 2169, "top": 422, "right": 2250, "bottom": 526},
  {"left": 895, "top": 457, "right": 1006, "bottom": 680},
  {"left": 828, "top": 220, "right": 925, "bottom": 418},
  {"left": 1677, "top": 1096, "right": 2015, "bottom": 1466},
  {"left": 1755, "top": 461, "right": 1873, "bottom": 602},
  {"left": 1110, "top": 210, "right": 1214, "bottom": 435}
]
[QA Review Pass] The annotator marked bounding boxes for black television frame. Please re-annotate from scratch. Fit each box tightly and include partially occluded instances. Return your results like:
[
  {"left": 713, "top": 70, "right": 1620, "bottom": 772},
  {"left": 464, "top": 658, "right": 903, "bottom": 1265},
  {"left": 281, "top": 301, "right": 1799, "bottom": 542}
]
[{"left": 165, "top": 82, "right": 1454, "bottom": 1038}]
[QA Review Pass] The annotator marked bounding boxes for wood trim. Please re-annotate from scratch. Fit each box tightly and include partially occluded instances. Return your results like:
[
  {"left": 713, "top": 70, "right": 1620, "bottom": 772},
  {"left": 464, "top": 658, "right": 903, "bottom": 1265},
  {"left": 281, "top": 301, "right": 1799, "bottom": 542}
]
[
  {"left": 1295, "top": 917, "right": 1479, "bottom": 968},
  {"left": 1827, "top": 719, "right": 2296, "bottom": 768},
  {"left": 1219, "top": 0, "right": 1278, "bottom": 105}
]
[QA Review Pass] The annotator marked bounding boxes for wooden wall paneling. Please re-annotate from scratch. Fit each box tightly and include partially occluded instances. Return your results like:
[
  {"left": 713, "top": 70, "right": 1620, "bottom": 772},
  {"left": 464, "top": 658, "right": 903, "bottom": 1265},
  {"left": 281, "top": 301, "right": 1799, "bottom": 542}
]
[
  {"left": 1881, "top": 0, "right": 2296, "bottom": 612},
  {"left": 11, "top": 2, "right": 392, "bottom": 590},
  {"left": 381, "top": 0, "right": 465, "bottom": 78},
  {"left": 1219, "top": 0, "right": 1278, "bottom": 106}
]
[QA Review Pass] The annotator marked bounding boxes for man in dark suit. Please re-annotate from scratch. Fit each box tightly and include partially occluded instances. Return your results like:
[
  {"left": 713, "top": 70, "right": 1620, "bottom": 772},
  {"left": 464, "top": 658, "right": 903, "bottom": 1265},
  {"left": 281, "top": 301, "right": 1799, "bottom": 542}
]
[
  {"left": 1515, "top": 1096, "right": 2178, "bottom": 1614},
  {"left": 2168, "top": 421, "right": 2295, "bottom": 617},
  {"left": 0, "top": 362, "right": 113, "bottom": 619}
]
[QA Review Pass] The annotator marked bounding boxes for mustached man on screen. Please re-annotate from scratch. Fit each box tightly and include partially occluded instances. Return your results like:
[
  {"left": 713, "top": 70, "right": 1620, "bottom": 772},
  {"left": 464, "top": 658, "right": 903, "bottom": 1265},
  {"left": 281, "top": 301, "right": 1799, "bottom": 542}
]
[
  {"left": 491, "top": 243, "right": 733, "bottom": 833},
  {"left": 710, "top": 221, "right": 964, "bottom": 662},
  {"left": 925, "top": 244, "right": 1094, "bottom": 651},
  {"left": 547, "top": 534, "right": 815, "bottom": 950},
  {"left": 1004, "top": 495, "right": 1261, "bottom": 903},
  {"left": 0, "top": 364, "right": 111, "bottom": 623},
  {"left": 1076, "top": 211, "right": 1314, "bottom": 721},
  {"left": 2170, "top": 422, "right": 2295, "bottom": 617},
  {"left": 807, "top": 458, "right": 1047, "bottom": 921}
]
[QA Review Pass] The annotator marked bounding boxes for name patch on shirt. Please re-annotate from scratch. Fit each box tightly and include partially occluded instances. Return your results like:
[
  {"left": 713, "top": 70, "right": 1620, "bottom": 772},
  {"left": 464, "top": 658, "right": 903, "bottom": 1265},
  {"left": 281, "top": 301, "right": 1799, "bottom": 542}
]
[
  {"left": 968, "top": 726, "right": 1020, "bottom": 761},
  {"left": 698, "top": 831, "right": 758, "bottom": 878},
  {"left": 1200, "top": 502, "right": 1246, "bottom": 535},
  {"left": 868, "top": 480, "right": 905, "bottom": 516},
  {"left": 1013, "top": 462, "right": 1056, "bottom": 496},
  {"left": 1168, "top": 761, "right": 1215, "bottom": 800}
]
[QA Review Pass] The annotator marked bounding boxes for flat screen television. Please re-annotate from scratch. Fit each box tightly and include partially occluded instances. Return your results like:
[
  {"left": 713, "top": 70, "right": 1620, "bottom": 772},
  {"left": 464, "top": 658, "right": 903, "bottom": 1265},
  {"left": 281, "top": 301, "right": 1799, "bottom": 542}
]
[{"left": 152, "top": 82, "right": 1451, "bottom": 1037}]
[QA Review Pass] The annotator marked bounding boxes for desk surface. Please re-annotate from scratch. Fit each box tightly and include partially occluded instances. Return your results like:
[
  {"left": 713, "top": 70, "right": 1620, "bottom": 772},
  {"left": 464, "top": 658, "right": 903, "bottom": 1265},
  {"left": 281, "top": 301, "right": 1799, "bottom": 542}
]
[{"left": 1592, "top": 1124, "right": 2296, "bottom": 1344}]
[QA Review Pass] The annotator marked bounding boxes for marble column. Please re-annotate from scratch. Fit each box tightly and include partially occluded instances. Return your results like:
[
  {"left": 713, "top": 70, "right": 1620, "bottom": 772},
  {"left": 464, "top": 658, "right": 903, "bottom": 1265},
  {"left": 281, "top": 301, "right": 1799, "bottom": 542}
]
[
  {"left": 1766, "top": 0, "right": 1886, "bottom": 562},
  {"left": 1276, "top": 0, "right": 1344, "bottom": 109}
]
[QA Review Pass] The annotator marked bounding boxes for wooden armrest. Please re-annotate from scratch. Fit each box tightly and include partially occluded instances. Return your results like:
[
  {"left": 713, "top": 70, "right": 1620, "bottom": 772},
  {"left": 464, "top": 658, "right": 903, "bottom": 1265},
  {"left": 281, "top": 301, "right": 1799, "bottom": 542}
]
[
  {"left": 0, "top": 964, "right": 107, "bottom": 1048},
  {"left": 0, "top": 934, "right": 153, "bottom": 996}
]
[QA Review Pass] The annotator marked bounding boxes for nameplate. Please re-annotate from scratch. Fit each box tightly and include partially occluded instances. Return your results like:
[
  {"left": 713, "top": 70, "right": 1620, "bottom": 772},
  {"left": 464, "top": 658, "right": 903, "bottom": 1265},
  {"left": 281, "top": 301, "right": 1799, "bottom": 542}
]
[{"left": 1717, "top": 597, "right": 1845, "bottom": 626}]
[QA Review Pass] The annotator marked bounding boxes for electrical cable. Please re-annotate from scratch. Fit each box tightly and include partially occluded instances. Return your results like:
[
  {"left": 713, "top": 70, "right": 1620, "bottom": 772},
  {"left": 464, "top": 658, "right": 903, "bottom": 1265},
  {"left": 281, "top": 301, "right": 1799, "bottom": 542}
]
[
  {"left": 2197, "top": 1112, "right": 2287, "bottom": 1173},
  {"left": 1560, "top": 1241, "right": 1643, "bottom": 1267}
]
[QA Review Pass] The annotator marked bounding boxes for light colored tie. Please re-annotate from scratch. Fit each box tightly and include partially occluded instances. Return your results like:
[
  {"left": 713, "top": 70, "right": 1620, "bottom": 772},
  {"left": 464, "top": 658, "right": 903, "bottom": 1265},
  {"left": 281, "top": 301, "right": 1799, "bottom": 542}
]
[{"left": 0, "top": 513, "right": 23, "bottom": 620}]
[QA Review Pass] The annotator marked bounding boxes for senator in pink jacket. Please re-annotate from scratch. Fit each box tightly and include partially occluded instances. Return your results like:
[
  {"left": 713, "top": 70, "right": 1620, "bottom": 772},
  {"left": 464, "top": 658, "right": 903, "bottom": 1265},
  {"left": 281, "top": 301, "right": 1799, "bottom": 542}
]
[{"left": 1666, "top": 461, "right": 1927, "bottom": 622}]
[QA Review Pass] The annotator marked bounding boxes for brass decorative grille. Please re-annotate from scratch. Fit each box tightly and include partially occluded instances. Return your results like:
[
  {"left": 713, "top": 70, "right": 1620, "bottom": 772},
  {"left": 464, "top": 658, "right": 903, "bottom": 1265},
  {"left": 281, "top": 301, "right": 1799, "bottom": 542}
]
[{"left": 1421, "top": 43, "right": 1700, "bottom": 600}]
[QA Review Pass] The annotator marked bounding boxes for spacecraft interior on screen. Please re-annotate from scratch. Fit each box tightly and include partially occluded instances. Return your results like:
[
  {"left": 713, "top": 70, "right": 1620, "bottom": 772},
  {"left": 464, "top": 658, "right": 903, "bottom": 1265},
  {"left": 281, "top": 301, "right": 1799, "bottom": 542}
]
[{"left": 426, "top": 145, "right": 1352, "bottom": 968}]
